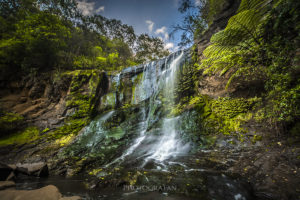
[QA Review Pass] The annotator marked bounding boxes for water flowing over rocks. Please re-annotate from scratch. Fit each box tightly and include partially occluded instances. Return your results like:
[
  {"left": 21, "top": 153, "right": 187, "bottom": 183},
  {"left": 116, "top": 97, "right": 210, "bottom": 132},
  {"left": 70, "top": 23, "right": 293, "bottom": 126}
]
[
  {"left": 42, "top": 50, "right": 256, "bottom": 200},
  {"left": 0, "top": 47, "right": 299, "bottom": 199}
]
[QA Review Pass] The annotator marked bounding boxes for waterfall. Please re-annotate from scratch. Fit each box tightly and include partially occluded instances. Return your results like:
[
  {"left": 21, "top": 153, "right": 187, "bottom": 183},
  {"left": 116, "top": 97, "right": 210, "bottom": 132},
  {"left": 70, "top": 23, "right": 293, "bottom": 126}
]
[
  {"left": 66, "top": 49, "right": 191, "bottom": 169},
  {"left": 140, "top": 50, "right": 191, "bottom": 167},
  {"left": 58, "top": 49, "right": 253, "bottom": 200}
]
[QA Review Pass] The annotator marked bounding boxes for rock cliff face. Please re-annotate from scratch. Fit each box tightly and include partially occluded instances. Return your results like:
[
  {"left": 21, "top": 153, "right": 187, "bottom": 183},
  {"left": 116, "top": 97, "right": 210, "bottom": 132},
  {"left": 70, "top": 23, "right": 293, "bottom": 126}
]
[
  {"left": 0, "top": 70, "right": 107, "bottom": 131},
  {"left": 0, "top": 70, "right": 111, "bottom": 166}
]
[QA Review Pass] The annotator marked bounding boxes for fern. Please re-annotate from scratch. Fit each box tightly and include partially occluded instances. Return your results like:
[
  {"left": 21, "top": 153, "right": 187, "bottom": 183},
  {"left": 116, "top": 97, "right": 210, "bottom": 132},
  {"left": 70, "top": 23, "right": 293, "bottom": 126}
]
[
  {"left": 200, "top": 0, "right": 278, "bottom": 87},
  {"left": 238, "top": 0, "right": 272, "bottom": 12}
]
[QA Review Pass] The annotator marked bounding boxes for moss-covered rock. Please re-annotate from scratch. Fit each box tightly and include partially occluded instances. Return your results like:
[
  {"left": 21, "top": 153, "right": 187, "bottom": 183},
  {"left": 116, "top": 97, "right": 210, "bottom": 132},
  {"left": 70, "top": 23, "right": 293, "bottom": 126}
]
[
  {"left": 0, "top": 126, "right": 39, "bottom": 146},
  {"left": 200, "top": 97, "right": 257, "bottom": 137},
  {"left": 0, "top": 112, "right": 24, "bottom": 136},
  {"left": 170, "top": 94, "right": 260, "bottom": 144}
]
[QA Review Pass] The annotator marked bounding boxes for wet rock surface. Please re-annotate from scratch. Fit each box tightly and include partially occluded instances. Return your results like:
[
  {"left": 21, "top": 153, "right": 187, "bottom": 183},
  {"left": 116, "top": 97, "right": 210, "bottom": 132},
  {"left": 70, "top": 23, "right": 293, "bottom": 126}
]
[
  {"left": 16, "top": 162, "right": 49, "bottom": 177},
  {"left": 0, "top": 46, "right": 299, "bottom": 200}
]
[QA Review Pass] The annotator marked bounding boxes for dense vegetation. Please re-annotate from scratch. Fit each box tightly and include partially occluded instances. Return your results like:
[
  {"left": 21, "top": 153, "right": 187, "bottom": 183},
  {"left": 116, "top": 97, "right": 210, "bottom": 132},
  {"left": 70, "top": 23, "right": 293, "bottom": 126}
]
[
  {"left": 0, "top": 0, "right": 169, "bottom": 78},
  {"left": 174, "top": 0, "right": 300, "bottom": 137},
  {"left": 0, "top": 0, "right": 299, "bottom": 140}
]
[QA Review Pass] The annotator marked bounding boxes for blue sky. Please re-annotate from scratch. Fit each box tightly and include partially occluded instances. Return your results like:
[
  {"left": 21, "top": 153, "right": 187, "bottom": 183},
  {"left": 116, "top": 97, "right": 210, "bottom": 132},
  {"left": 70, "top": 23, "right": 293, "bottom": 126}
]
[{"left": 76, "top": 0, "right": 195, "bottom": 51}]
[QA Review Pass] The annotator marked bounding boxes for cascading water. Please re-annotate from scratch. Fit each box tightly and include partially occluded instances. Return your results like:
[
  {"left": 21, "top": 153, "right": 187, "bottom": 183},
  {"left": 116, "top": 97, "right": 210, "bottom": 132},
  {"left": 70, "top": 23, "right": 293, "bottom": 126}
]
[
  {"left": 56, "top": 49, "right": 253, "bottom": 200},
  {"left": 101, "top": 50, "right": 191, "bottom": 169},
  {"left": 139, "top": 51, "right": 191, "bottom": 167}
]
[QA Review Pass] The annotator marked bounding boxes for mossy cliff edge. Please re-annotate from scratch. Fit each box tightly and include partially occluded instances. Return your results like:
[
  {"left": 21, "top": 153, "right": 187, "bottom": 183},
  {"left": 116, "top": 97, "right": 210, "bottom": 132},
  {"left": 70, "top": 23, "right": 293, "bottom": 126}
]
[{"left": 0, "top": 70, "right": 109, "bottom": 156}]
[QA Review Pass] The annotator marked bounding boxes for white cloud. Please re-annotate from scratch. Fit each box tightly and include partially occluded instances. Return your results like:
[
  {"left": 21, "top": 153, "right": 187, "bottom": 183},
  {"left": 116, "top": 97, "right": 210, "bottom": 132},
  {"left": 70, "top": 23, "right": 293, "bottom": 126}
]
[
  {"left": 145, "top": 20, "right": 154, "bottom": 33},
  {"left": 155, "top": 26, "right": 169, "bottom": 41},
  {"left": 95, "top": 6, "right": 105, "bottom": 13},
  {"left": 155, "top": 26, "right": 167, "bottom": 35},
  {"left": 77, "top": 0, "right": 104, "bottom": 16},
  {"left": 164, "top": 42, "right": 174, "bottom": 50},
  {"left": 153, "top": 25, "right": 179, "bottom": 52}
]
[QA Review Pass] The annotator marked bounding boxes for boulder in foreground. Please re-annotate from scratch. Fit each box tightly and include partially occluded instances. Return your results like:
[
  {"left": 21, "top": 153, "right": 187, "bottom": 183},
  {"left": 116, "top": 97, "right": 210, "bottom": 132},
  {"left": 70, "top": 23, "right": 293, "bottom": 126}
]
[{"left": 0, "top": 185, "right": 81, "bottom": 200}]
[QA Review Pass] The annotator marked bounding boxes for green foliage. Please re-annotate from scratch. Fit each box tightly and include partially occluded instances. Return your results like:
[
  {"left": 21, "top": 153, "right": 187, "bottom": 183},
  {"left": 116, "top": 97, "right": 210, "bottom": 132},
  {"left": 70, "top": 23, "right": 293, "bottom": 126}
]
[
  {"left": 0, "top": 11, "right": 71, "bottom": 72},
  {"left": 73, "top": 56, "right": 96, "bottom": 69},
  {"left": 174, "top": 62, "right": 197, "bottom": 103},
  {"left": 205, "top": 0, "right": 226, "bottom": 24},
  {"left": 198, "top": 0, "right": 300, "bottom": 134},
  {"left": 0, "top": 0, "right": 168, "bottom": 77},
  {"left": 210, "top": 97, "right": 256, "bottom": 119},
  {"left": 74, "top": 42, "right": 136, "bottom": 71},
  {"left": 200, "top": 0, "right": 272, "bottom": 71},
  {"left": 134, "top": 34, "right": 169, "bottom": 63},
  {"left": 198, "top": 96, "right": 256, "bottom": 137},
  {"left": 172, "top": 0, "right": 208, "bottom": 46}
]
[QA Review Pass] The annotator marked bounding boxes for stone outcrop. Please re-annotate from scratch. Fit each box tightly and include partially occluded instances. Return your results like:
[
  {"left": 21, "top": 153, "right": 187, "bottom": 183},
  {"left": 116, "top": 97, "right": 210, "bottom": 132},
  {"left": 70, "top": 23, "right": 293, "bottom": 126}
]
[
  {"left": 0, "top": 184, "right": 81, "bottom": 200},
  {"left": 16, "top": 162, "right": 48, "bottom": 177},
  {"left": 0, "top": 161, "right": 49, "bottom": 181},
  {"left": 0, "top": 70, "right": 108, "bottom": 131}
]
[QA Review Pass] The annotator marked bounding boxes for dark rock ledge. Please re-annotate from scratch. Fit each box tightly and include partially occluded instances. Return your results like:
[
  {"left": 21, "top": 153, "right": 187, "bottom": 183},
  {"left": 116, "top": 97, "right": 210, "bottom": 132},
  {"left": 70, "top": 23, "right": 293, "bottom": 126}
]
[{"left": 0, "top": 162, "right": 81, "bottom": 200}]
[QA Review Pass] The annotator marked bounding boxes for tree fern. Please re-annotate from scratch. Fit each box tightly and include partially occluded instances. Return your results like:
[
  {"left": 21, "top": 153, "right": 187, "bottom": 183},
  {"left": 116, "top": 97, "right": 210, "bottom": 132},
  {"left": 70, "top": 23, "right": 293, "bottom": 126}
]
[
  {"left": 199, "top": 0, "right": 277, "bottom": 85},
  {"left": 238, "top": 0, "right": 272, "bottom": 12}
]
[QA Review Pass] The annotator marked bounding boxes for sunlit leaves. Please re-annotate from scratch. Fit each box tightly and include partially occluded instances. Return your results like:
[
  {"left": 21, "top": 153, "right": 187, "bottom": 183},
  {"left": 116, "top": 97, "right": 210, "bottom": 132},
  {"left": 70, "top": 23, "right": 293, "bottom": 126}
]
[
  {"left": 200, "top": 0, "right": 273, "bottom": 80},
  {"left": 134, "top": 34, "right": 169, "bottom": 63}
]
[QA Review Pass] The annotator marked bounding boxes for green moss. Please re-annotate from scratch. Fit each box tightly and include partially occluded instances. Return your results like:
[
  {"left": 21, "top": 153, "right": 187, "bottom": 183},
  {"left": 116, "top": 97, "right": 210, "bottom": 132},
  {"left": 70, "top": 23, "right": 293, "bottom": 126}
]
[
  {"left": 203, "top": 99, "right": 255, "bottom": 136},
  {"left": 185, "top": 95, "right": 259, "bottom": 138},
  {"left": 64, "top": 69, "right": 102, "bottom": 93},
  {"left": 0, "top": 112, "right": 24, "bottom": 134},
  {"left": 50, "top": 118, "right": 87, "bottom": 140},
  {"left": 0, "top": 127, "right": 40, "bottom": 146},
  {"left": 54, "top": 133, "right": 76, "bottom": 147},
  {"left": 106, "top": 126, "right": 125, "bottom": 140},
  {"left": 41, "top": 128, "right": 50, "bottom": 133},
  {"left": 251, "top": 134, "right": 262, "bottom": 144},
  {"left": 121, "top": 103, "right": 132, "bottom": 110},
  {"left": 89, "top": 168, "right": 103, "bottom": 176},
  {"left": 210, "top": 97, "right": 255, "bottom": 119},
  {"left": 65, "top": 70, "right": 104, "bottom": 119},
  {"left": 66, "top": 93, "right": 91, "bottom": 118},
  {"left": 47, "top": 70, "right": 104, "bottom": 143}
]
